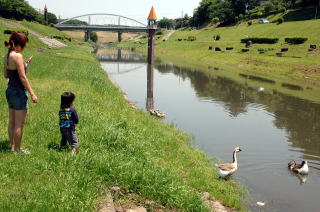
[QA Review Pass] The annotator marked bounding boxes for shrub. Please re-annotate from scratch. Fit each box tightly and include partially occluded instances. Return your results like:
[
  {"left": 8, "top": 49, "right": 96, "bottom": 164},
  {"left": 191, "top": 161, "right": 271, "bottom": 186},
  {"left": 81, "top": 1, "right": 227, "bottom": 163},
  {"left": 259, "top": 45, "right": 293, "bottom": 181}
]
[
  {"left": 247, "top": 21, "right": 252, "bottom": 26},
  {"left": 187, "top": 36, "right": 196, "bottom": 41},
  {"left": 241, "top": 37, "right": 279, "bottom": 44},
  {"left": 285, "top": 37, "right": 308, "bottom": 44},
  {"left": 263, "top": 2, "right": 275, "bottom": 14},
  {"left": 177, "top": 38, "right": 183, "bottom": 41},
  {"left": 213, "top": 35, "right": 221, "bottom": 41},
  {"left": 49, "top": 23, "right": 55, "bottom": 27},
  {"left": 238, "top": 14, "right": 245, "bottom": 21},
  {"left": 156, "top": 31, "right": 163, "bottom": 35},
  {"left": 4, "top": 28, "right": 29, "bottom": 36},
  {"left": 258, "top": 47, "right": 274, "bottom": 52},
  {"left": 246, "top": 6, "right": 265, "bottom": 19},
  {"left": 211, "top": 17, "right": 220, "bottom": 24},
  {"left": 278, "top": 7, "right": 286, "bottom": 13},
  {"left": 277, "top": 17, "right": 284, "bottom": 24},
  {"left": 51, "top": 35, "right": 72, "bottom": 42}
]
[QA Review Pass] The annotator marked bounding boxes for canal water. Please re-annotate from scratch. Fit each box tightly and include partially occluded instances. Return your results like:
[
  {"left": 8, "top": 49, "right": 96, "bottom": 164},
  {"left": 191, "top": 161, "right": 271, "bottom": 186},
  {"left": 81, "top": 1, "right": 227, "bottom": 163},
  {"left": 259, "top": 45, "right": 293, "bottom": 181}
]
[{"left": 99, "top": 49, "right": 320, "bottom": 212}]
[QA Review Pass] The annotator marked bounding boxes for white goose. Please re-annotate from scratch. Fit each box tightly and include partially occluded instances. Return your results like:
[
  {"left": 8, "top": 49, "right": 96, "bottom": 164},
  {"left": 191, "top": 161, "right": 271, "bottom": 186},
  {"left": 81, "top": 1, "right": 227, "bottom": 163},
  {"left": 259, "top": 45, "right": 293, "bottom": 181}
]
[
  {"left": 288, "top": 160, "right": 309, "bottom": 175},
  {"left": 215, "top": 147, "right": 242, "bottom": 178}
]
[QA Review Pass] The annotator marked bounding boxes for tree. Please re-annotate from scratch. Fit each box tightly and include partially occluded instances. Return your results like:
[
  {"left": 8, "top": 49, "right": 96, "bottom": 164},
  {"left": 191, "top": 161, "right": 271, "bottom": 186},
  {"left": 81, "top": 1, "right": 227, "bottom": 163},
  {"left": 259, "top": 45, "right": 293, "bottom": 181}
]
[
  {"left": 0, "top": 0, "right": 60, "bottom": 25},
  {"left": 157, "top": 17, "right": 173, "bottom": 29},
  {"left": 0, "top": 0, "right": 39, "bottom": 21},
  {"left": 48, "top": 12, "right": 58, "bottom": 24},
  {"left": 90, "top": 31, "right": 98, "bottom": 43},
  {"left": 207, "top": 0, "right": 235, "bottom": 25},
  {"left": 192, "top": 0, "right": 261, "bottom": 26},
  {"left": 193, "top": 0, "right": 216, "bottom": 26}
]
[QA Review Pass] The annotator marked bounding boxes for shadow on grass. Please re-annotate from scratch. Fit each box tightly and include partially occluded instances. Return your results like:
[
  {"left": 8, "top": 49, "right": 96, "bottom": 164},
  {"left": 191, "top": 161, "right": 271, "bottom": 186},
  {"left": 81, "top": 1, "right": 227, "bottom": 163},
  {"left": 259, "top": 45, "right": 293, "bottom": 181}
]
[
  {"left": 48, "top": 141, "right": 63, "bottom": 151},
  {"left": 0, "top": 139, "right": 11, "bottom": 152}
]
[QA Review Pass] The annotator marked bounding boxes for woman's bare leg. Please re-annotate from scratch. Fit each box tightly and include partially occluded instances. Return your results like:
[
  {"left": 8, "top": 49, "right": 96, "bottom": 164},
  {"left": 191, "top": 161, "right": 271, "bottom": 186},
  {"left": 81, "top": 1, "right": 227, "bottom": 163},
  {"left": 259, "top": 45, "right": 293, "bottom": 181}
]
[
  {"left": 8, "top": 109, "right": 15, "bottom": 151},
  {"left": 13, "top": 110, "right": 27, "bottom": 152}
]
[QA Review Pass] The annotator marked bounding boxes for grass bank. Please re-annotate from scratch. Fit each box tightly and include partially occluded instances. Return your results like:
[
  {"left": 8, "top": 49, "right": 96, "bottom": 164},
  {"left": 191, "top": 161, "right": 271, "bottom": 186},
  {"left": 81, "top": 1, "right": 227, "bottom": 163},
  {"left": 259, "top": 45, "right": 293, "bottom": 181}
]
[
  {"left": 0, "top": 20, "right": 246, "bottom": 211},
  {"left": 119, "top": 19, "right": 320, "bottom": 103}
]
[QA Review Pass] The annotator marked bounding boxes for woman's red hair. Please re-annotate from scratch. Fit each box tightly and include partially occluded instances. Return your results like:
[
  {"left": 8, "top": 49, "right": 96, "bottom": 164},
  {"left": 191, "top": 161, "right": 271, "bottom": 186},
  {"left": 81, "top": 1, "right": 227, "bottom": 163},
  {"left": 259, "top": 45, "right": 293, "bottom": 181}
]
[{"left": 4, "top": 31, "right": 29, "bottom": 49}]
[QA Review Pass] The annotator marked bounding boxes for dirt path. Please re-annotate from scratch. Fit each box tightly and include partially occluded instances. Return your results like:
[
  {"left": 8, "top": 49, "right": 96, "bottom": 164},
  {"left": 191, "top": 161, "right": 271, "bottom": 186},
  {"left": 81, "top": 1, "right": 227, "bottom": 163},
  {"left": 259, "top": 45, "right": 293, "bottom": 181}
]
[
  {"left": 162, "top": 30, "right": 175, "bottom": 41},
  {"left": 0, "top": 20, "right": 66, "bottom": 48}
]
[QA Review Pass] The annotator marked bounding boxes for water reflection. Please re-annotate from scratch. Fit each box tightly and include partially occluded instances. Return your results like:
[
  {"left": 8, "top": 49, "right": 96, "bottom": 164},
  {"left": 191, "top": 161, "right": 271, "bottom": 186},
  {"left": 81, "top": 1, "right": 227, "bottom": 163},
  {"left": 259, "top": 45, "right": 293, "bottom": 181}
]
[
  {"left": 288, "top": 170, "right": 308, "bottom": 184},
  {"left": 156, "top": 63, "right": 320, "bottom": 160},
  {"left": 100, "top": 53, "right": 320, "bottom": 212},
  {"left": 97, "top": 48, "right": 145, "bottom": 63},
  {"left": 146, "top": 64, "right": 154, "bottom": 111}
]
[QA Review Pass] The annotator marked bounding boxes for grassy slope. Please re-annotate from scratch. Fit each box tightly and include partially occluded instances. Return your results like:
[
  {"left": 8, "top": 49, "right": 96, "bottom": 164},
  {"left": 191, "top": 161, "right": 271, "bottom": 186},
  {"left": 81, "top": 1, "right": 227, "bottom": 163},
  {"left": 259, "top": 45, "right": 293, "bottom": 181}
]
[
  {"left": 120, "top": 19, "right": 320, "bottom": 103},
  {"left": 0, "top": 21, "right": 245, "bottom": 211}
]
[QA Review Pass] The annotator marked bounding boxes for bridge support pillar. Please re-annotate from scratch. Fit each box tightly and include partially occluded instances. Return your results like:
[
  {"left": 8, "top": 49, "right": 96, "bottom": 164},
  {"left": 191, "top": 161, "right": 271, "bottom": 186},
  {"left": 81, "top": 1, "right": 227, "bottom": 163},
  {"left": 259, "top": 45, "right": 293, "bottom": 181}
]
[
  {"left": 85, "top": 30, "right": 91, "bottom": 41},
  {"left": 118, "top": 32, "right": 122, "bottom": 42}
]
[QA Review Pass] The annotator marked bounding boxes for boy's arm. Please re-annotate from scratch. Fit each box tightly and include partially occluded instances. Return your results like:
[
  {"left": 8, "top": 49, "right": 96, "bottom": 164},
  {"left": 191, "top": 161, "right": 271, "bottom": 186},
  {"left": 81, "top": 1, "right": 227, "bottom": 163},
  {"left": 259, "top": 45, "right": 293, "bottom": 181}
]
[{"left": 72, "top": 108, "right": 79, "bottom": 124}]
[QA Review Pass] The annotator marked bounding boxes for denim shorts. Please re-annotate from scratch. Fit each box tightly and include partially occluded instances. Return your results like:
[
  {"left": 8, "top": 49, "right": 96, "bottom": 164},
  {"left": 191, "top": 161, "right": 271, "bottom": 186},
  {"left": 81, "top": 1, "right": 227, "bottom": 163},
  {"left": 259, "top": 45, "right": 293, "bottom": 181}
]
[{"left": 6, "top": 87, "right": 28, "bottom": 110}]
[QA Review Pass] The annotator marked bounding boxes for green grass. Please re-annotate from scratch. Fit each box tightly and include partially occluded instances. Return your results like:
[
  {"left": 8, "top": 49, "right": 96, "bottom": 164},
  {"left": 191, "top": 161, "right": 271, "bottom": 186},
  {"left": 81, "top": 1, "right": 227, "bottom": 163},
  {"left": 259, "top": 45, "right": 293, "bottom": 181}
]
[
  {"left": 0, "top": 20, "right": 246, "bottom": 211},
  {"left": 120, "top": 18, "right": 320, "bottom": 103}
]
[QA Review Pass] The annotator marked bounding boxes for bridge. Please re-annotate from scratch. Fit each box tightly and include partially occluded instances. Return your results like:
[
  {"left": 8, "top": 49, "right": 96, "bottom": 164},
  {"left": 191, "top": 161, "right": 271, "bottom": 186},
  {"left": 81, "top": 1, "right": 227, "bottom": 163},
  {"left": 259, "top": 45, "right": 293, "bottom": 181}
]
[
  {"left": 55, "top": 13, "right": 148, "bottom": 42},
  {"left": 96, "top": 48, "right": 145, "bottom": 63}
]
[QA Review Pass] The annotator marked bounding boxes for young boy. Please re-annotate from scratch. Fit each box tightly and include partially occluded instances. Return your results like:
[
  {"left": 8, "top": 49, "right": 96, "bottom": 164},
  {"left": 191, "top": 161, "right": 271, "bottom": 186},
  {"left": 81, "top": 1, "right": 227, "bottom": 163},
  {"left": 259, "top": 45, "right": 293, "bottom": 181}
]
[{"left": 59, "top": 92, "right": 79, "bottom": 154}]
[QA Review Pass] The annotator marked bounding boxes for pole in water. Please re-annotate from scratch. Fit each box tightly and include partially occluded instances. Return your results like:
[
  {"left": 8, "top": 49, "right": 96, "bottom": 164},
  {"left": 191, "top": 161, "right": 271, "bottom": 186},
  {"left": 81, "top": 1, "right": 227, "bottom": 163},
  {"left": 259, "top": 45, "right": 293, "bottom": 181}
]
[
  {"left": 147, "top": 6, "right": 157, "bottom": 64},
  {"left": 146, "top": 64, "right": 154, "bottom": 111}
]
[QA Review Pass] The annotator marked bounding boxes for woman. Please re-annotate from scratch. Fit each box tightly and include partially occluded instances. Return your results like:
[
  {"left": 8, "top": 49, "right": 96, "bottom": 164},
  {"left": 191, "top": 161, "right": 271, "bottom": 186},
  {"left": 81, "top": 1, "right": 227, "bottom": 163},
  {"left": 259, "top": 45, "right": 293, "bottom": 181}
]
[{"left": 3, "top": 32, "right": 38, "bottom": 153}]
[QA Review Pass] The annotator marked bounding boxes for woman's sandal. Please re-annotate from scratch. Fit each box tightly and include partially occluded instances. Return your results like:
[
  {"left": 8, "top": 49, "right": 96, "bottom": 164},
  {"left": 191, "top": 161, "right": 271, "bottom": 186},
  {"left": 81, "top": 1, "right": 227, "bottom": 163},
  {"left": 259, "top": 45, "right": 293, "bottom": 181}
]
[{"left": 20, "top": 148, "right": 31, "bottom": 154}]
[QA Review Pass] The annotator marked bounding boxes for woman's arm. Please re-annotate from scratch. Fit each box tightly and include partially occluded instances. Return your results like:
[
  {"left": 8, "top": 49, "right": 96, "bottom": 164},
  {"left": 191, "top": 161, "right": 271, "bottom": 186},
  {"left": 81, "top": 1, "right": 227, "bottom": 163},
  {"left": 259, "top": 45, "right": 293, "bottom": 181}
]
[
  {"left": 15, "top": 53, "right": 38, "bottom": 103},
  {"left": 3, "top": 55, "right": 8, "bottom": 78}
]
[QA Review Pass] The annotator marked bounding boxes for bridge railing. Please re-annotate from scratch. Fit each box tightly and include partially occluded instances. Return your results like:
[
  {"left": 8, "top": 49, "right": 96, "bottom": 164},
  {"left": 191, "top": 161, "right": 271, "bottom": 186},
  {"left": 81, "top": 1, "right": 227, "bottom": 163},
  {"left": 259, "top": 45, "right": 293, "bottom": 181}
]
[{"left": 56, "top": 13, "right": 147, "bottom": 28}]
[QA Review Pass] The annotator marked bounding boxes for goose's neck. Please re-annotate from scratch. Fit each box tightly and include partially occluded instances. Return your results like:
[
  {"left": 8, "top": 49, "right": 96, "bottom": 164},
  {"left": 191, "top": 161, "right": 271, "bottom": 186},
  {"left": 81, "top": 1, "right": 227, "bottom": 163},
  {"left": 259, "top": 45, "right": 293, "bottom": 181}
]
[{"left": 233, "top": 151, "right": 237, "bottom": 164}]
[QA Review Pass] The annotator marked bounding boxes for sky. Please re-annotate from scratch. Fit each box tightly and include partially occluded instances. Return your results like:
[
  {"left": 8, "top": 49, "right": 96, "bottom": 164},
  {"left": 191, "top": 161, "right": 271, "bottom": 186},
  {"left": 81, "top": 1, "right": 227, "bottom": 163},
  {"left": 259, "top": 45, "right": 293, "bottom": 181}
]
[{"left": 26, "top": 0, "right": 201, "bottom": 24}]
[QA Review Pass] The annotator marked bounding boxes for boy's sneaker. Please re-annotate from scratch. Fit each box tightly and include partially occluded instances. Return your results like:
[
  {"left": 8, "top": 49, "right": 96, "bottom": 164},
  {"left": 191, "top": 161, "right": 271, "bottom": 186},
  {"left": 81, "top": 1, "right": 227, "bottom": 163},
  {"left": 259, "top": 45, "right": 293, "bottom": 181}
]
[{"left": 71, "top": 148, "right": 77, "bottom": 155}]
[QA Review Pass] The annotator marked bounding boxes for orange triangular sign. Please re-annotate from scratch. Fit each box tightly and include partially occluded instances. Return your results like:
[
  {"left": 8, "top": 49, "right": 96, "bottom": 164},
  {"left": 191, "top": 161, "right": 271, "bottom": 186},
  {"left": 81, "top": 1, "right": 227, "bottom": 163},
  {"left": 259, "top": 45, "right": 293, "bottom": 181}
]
[{"left": 148, "top": 6, "right": 157, "bottom": 20}]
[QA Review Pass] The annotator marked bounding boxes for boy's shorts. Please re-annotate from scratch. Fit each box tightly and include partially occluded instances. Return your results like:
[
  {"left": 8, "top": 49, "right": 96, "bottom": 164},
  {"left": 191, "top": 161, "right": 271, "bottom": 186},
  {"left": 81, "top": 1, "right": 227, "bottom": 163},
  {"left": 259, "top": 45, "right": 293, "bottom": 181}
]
[
  {"left": 6, "top": 87, "right": 28, "bottom": 110},
  {"left": 60, "top": 130, "right": 79, "bottom": 148}
]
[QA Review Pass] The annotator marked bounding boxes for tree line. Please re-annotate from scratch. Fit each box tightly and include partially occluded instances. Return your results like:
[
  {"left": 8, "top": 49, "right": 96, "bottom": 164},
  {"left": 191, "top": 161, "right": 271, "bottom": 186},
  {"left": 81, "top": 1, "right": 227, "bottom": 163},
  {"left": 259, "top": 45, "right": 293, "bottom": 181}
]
[
  {"left": 157, "top": 0, "right": 320, "bottom": 28},
  {"left": 0, "top": 0, "right": 58, "bottom": 24}
]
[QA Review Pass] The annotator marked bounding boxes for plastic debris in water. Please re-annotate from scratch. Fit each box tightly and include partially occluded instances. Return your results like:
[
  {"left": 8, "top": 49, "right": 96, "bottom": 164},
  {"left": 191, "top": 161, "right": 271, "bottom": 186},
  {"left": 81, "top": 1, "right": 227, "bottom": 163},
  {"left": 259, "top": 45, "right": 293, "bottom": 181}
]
[{"left": 257, "top": 201, "right": 265, "bottom": 206}]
